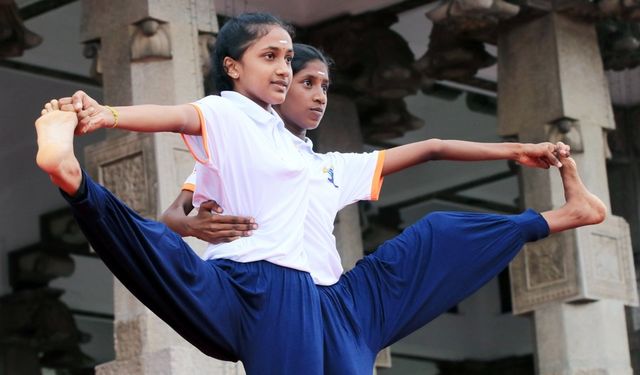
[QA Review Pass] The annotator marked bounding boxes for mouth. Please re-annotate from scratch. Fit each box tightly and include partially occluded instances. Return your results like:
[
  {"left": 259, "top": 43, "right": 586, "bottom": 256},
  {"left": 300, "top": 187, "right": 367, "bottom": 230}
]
[
  {"left": 272, "top": 80, "right": 289, "bottom": 89},
  {"left": 310, "top": 107, "right": 324, "bottom": 115}
]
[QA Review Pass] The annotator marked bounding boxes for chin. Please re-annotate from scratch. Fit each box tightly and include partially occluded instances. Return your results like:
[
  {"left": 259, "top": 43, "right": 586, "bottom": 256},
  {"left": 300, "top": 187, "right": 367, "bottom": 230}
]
[{"left": 306, "top": 122, "right": 320, "bottom": 130}]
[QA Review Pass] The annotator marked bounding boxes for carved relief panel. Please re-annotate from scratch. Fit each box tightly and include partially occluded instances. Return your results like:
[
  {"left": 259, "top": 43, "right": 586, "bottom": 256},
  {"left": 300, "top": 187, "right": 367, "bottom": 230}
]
[
  {"left": 85, "top": 133, "right": 158, "bottom": 219},
  {"left": 511, "top": 216, "right": 639, "bottom": 314}
]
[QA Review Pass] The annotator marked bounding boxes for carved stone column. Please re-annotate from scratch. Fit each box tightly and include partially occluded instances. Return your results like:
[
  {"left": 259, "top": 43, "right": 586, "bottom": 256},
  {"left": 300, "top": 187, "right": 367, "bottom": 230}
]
[
  {"left": 498, "top": 13, "right": 639, "bottom": 374},
  {"left": 80, "top": 1, "right": 244, "bottom": 374}
]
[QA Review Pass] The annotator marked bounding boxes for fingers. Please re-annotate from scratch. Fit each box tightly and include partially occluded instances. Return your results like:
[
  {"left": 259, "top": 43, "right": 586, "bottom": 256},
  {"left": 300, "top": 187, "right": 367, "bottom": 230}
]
[
  {"left": 200, "top": 200, "right": 223, "bottom": 214},
  {"left": 72, "top": 90, "right": 87, "bottom": 111},
  {"left": 545, "top": 143, "right": 562, "bottom": 168},
  {"left": 78, "top": 106, "right": 95, "bottom": 119},
  {"left": 60, "top": 103, "right": 75, "bottom": 111},
  {"left": 59, "top": 97, "right": 73, "bottom": 109},
  {"left": 212, "top": 214, "right": 256, "bottom": 226},
  {"left": 554, "top": 141, "right": 570, "bottom": 158}
]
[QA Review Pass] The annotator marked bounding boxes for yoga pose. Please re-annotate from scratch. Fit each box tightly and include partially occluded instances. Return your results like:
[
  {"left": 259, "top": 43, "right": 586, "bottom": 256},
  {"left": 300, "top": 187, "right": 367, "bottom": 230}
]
[
  {"left": 35, "top": 14, "right": 605, "bottom": 375},
  {"left": 157, "top": 43, "right": 606, "bottom": 373}
]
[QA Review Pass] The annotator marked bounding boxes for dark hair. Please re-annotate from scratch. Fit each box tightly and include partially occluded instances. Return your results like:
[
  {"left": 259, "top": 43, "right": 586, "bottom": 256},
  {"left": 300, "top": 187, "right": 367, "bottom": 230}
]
[
  {"left": 291, "top": 43, "right": 334, "bottom": 76},
  {"left": 212, "top": 13, "right": 294, "bottom": 93}
]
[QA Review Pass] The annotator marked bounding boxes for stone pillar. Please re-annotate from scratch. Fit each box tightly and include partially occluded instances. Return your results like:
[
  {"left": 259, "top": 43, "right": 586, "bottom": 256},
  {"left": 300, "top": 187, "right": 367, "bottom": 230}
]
[
  {"left": 498, "top": 13, "right": 639, "bottom": 375},
  {"left": 608, "top": 106, "right": 640, "bottom": 374},
  {"left": 80, "top": 1, "right": 244, "bottom": 374},
  {"left": 311, "top": 94, "right": 391, "bottom": 373}
]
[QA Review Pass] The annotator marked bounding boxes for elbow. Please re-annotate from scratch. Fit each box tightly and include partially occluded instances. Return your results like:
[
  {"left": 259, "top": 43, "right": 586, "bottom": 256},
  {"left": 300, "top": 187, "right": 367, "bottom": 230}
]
[{"left": 426, "top": 138, "right": 444, "bottom": 160}]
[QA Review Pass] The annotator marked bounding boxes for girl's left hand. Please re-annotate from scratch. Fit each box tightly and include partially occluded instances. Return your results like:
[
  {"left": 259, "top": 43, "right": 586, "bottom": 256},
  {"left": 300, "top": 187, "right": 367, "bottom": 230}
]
[{"left": 517, "top": 142, "right": 570, "bottom": 169}]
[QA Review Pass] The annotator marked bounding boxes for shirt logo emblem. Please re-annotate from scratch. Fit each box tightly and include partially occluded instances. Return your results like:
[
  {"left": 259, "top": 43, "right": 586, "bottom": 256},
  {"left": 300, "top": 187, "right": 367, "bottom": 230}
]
[{"left": 322, "top": 166, "right": 339, "bottom": 188}]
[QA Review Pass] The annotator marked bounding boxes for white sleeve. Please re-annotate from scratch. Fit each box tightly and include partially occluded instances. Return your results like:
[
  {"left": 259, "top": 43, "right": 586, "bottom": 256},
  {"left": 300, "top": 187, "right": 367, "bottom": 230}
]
[
  {"left": 180, "top": 95, "right": 232, "bottom": 171},
  {"left": 332, "top": 150, "right": 386, "bottom": 209}
]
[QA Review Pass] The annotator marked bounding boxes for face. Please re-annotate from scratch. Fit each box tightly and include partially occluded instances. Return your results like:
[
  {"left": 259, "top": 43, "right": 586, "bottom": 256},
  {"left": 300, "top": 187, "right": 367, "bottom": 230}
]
[
  {"left": 277, "top": 59, "right": 329, "bottom": 134},
  {"left": 225, "top": 26, "right": 293, "bottom": 109}
]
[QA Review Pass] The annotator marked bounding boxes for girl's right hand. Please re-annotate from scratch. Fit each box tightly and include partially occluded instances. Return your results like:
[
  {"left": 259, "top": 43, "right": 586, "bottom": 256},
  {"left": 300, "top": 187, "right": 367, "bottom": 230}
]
[{"left": 58, "top": 90, "right": 114, "bottom": 134}]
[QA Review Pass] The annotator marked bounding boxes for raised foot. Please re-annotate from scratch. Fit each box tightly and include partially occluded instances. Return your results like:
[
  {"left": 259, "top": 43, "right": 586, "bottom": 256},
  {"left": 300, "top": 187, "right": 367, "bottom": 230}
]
[
  {"left": 559, "top": 156, "right": 606, "bottom": 226},
  {"left": 35, "top": 110, "right": 78, "bottom": 174}
]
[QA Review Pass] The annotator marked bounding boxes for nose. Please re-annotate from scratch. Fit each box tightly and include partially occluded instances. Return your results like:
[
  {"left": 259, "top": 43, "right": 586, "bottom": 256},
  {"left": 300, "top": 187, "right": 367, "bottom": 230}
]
[
  {"left": 275, "top": 60, "right": 291, "bottom": 78},
  {"left": 313, "top": 89, "right": 326, "bottom": 105}
]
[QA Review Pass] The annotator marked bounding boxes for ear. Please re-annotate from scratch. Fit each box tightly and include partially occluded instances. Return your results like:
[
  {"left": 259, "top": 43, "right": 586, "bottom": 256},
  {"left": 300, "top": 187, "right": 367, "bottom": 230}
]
[{"left": 223, "top": 56, "right": 240, "bottom": 80}]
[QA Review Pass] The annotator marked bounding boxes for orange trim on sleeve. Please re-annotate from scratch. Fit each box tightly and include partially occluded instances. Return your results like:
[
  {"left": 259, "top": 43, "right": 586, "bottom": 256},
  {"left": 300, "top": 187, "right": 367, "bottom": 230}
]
[
  {"left": 182, "top": 183, "right": 195, "bottom": 192},
  {"left": 180, "top": 103, "right": 211, "bottom": 164},
  {"left": 370, "top": 150, "right": 385, "bottom": 201}
]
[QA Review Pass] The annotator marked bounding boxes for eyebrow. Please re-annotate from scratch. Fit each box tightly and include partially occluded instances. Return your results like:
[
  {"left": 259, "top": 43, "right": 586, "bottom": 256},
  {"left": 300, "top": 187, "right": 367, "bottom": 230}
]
[
  {"left": 301, "top": 73, "right": 330, "bottom": 83},
  {"left": 262, "top": 46, "right": 294, "bottom": 54}
]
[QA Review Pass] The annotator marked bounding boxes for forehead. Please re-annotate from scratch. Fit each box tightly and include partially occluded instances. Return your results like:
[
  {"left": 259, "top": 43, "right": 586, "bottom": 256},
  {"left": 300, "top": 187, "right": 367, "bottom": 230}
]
[
  {"left": 297, "top": 60, "right": 330, "bottom": 79},
  {"left": 251, "top": 26, "right": 292, "bottom": 49}
]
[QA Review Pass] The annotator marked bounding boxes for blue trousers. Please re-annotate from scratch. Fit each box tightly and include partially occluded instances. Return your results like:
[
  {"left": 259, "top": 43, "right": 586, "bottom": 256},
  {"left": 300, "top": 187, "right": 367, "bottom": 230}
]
[
  {"left": 63, "top": 172, "right": 548, "bottom": 374},
  {"left": 320, "top": 210, "right": 548, "bottom": 374}
]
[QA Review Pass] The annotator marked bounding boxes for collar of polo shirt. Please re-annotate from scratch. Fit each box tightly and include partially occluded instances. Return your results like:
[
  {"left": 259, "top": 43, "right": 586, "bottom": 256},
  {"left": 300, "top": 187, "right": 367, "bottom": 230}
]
[
  {"left": 291, "top": 134, "right": 313, "bottom": 153},
  {"left": 221, "top": 91, "right": 284, "bottom": 128}
]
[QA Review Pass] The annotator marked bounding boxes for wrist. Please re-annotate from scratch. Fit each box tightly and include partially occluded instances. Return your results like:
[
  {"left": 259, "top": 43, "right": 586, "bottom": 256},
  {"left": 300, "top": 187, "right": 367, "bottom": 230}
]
[
  {"left": 104, "top": 105, "right": 119, "bottom": 128},
  {"left": 512, "top": 143, "right": 525, "bottom": 161}
]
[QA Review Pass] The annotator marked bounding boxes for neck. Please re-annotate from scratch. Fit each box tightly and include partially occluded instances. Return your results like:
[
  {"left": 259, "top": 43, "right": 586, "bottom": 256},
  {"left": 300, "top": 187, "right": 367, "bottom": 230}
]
[{"left": 283, "top": 120, "right": 307, "bottom": 140}]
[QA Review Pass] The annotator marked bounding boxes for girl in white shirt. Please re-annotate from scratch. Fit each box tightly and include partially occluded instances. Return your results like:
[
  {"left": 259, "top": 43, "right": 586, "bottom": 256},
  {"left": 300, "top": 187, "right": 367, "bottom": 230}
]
[{"left": 162, "top": 43, "right": 606, "bottom": 374}]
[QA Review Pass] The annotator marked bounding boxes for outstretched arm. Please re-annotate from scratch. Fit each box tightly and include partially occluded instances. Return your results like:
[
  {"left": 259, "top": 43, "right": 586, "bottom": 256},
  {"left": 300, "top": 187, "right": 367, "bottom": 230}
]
[
  {"left": 160, "top": 190, "right": 257, "bottom": 244},
  {"left": 58, "top": 90, "right": 201, "bottom": 135},
  {"left": 381, "top": 139, "right": 568, "bottom": 176}
]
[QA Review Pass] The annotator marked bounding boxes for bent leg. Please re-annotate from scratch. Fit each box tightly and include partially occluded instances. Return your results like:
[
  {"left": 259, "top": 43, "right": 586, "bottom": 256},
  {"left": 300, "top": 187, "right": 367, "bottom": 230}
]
[{"left": 62, "top": 171, "right": 240, "bottom": 361}]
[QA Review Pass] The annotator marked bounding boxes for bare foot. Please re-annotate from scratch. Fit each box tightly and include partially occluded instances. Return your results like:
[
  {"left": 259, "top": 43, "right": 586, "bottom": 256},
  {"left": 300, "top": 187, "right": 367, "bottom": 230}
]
[
  {"left": 35, "top": 100, "right": 82, "bottom": 194},
  {"left": 543, "top": 156, "right": 606, "bottom": 233}
]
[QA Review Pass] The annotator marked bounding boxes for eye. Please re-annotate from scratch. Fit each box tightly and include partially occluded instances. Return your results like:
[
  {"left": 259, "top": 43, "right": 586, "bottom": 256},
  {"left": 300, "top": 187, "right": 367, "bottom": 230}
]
[
  {"left": 285, "top": 55, "right": 293, "bottom": 64},
  {"left": 322, "top": 84, "right": 329, "bottom": 93},
  {"left": 303, "top": 79, "right": 312, "bottom": 88},
  {"left": 264, "top": 52, "right": 275, "bottom": 60}
]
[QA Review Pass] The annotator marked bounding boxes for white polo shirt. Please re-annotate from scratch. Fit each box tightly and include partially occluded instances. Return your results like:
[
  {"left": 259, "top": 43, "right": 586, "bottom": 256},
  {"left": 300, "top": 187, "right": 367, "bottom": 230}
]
[
  {"left": 181, "top": 91, "right": 311, "bottom": 272},
  {"left": 183, "top": 134, "right": 385, "bottom": 285}
]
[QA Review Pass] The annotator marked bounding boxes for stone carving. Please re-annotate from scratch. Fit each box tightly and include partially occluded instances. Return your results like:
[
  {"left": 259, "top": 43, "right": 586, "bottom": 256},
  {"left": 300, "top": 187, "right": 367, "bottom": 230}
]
[
  {"left": 525, "top": 240, "right": 567, "bottom": 288},
  {"left": 597, "top": 0, "right": 640, "bottom": 18},
  {"left": 0, "top": 0, "right": 42, "bottom": 58},
  {"left": 358, "top": 98, "right": 424, "bottom": 141},
  {"left": 1, "top": 246, "right": 94, "bottom": 373},
  {"left": 591, "top": 233, "right": 623, "bottom": 283},
  {"left": 131, "top": 18, "right": 172, "bottom": 62},
  {"left": 512, "top": 216, "right": 639, "bottom": 314},
  {"left": 305, "top": 14, "right": 423, "bottom": 142},
  {"left": 85, "top": 133, "right": 157, "bottom": 219},
  {"left": 83, "top": 39, "right": 102, "bottom": 83},
  {"left": 597, "top": 20, "right": 640, "bottom": 70},
  {"left": 510, "top": 234, "right": 580, "bottom": 314},
  {"left": 580, "top": 217, "right": 639, "bottom": 305},
  {"left": 547, "top": 118, "right": 584, "bottom": 153},
  {"left": 101, "top": 153, "right": 148, "bottom": 214},
  {"left": 427, "top": 0, "right": 520, "bottom": 26},
  {"left": 415, "top": 23, "right": 496, "bottom": 81}
]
